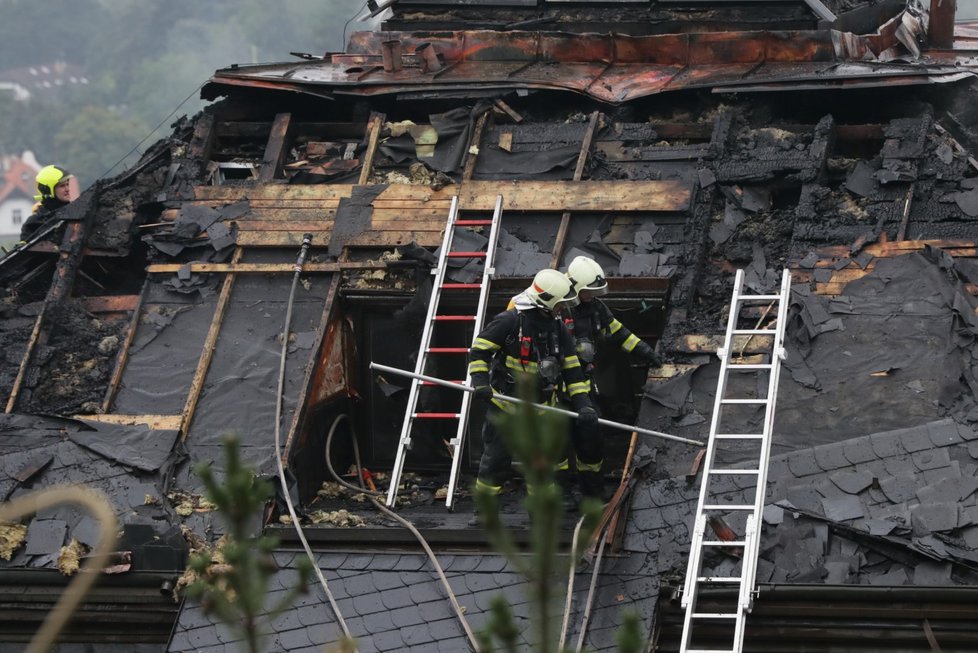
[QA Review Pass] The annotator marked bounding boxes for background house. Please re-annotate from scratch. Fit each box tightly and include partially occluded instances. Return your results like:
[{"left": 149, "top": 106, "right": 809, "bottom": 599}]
[{"left": 0, "top": 151, "right": 41, "bottom": 244}]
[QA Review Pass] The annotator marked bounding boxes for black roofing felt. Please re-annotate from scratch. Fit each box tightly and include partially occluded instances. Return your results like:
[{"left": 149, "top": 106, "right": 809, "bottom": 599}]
[{"left": 168, "top": 550, "right": 658, "bottom": 653}]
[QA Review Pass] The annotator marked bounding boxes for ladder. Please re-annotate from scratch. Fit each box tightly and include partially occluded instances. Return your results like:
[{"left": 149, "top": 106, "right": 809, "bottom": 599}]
[
  {"left": 679, "top": 268, "right": 791, "bottom": 653},
  {"left": 386, "top": 195, "right": 504, "bottom": 509}
]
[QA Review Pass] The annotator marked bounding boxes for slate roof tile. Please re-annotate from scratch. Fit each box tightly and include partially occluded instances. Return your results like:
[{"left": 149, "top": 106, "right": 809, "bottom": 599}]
[
  {"left": 295, "top": 603, "right": 326, "bottom": 628},
  {"left": 400, "top": 623, "right": 435, "bottom": 646},
  {"left": 787, "top": 450, "right": 821, "bottom": 477},
  {"left": 275, "top": 626, "right": 314, "bottom": 650},
  {"left": 912, "top": 447, "right": 951, "bottom": 471},
  {"left": 868, "top": 568, "right": 909, "bottom": 585},
  {"left": 306, "top": 623, "right": 333, "bottom": 646},
  {"left": 390, "top": 554, "right": 428, "bottom": 571},
  {"left": 900, "top": 427, "right": 933, "bottom": 453},
  {"left": 814, "top": 443, "right": 851, "bottom": 471},
  {"left": 821, "top": 495, "right": 864, "bottom": 521},
  {"left": 438, "top": 636, "right": 472, "bottom": 652},
  {"left": 842, "top": 438, "right": 876, "bottom": 465},
  {"left": 370, "top": 629, "right": 406, "bottom": 651},
  {"left": 922, "top": 460, "right": 961, "bottom": 485},
  {"left": 418, "top": 597, "right": 454, "bottom": 623},
  {"left": 342, "top": 554, "right": 374, "bottom": 570},
  {"left": 352, "top": 592, "right": 387, "bottom": 616},
  {"left": 389, "top": 605, "right": 427, "bottom": 628},
  {"left": 968, "top": 441, "right": 978, "bottom": 459},
  {"left": 473, "top": 555, "right": 508, "bottom": 573},
  {"left": 913, "top": 561, "right": 952, "bottom": 585},
  {"left": 956, "top": 423, "right": 978, "bottom": 441},
  {"left": 427, "top": 617, "right": 465, "bottom": 642},
  {"left": 269, "top": 607, "right": 304, "bottom": 632},
  {"left": 884, "top": 455, "right": 916, "bottom": 476},
  {"left": 444, "top": 555, "right": 479, "bottom": 572},
  {"left": 830, "top": 469, "right": 874, "bottom": 494},
  {"left": 340, "top": 571, "right": 375, "bottom": 597},
  {"left": 815, "top": 478, "right": 847, "bottom": 498},
  {"left": 928, "top": 420, "right": 964, "bottom": 447},
  {"left": 910, "top": 503, "right": 958, "bottom": 534},
  {"left": 186, "top": 626, "right": 220, "bottom": 648},
  {"left": 869, "top": 432, "right": 907, "bottom": 458},
  {"left": 408, "top": 580, "right": 444, "bottom": 606}
]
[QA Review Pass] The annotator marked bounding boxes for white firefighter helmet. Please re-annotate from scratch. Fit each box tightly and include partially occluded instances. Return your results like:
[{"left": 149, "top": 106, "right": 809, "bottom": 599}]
[
  {"left": 566, "top": 255, "right": 608, "bottom": 296},
  {"left": 525, "top": 268, "right": 579, "bottom": 312}
]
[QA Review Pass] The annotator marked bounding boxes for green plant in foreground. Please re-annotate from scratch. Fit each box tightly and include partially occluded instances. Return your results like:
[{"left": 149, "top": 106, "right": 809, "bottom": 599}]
[
  {"left": 187, "top": 434, "right": 312, "bottom": 653},
  {"left": 474, "top": 374, "right": 645, "bottom": 652}
]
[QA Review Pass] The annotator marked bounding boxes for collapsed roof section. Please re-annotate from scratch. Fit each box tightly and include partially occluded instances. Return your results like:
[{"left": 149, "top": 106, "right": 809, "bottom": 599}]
[{"left": 203, "top": 0, "right": 970, "bottom": 104}]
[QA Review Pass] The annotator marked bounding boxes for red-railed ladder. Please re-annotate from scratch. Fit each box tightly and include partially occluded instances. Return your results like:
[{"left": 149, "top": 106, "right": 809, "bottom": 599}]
[{"left": 385, "top": 195, "right": 504, "bottom": 508}]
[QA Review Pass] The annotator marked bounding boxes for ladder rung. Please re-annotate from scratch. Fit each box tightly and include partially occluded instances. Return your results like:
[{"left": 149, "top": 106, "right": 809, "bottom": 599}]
[
  {"left": 738, "top": 294, "right": 781, "bottom": 301},
  {"left": 696, "top": 576, "right": 742, "bottom": 583},
  {"left": 727, "top": 364, "right": 773, "bottom": 370},
  {"left": 690, "top": 612, "right": 739, "bottom": 619},
  {"left": 422, "top": 380, "right": 463, "bottom": 385},
  {"left": 455, "top": 219, "right": 493, "bottom": 226},
  {"left": 720, "top": 398, "right": 767, "bottom": 404},
  {"left": 413, "top": 412, "right": 461, "bottom": 419},
  {"left": 446, "top": 251, "right": 487, "bottom": 258},
  {"left": 714, "top": 434, "right": 764, "bottom": 439},
  {"left": 434, "top": 315, "right": 476, "bottom": 321},
  {"left": 441, "top": 283, "right": 482, "bottom": 289},
  {"left": 427, "top": 347, "right": 469, "bottom": 353},
  {"left": 708, "top": 468, "right": 760, "bottom": 475},
  {"left": 730, "top": 329, "right": 776, "bottom": 335},
  {"left": 702, "top": 540, "right": 746, "bottom": 547},
  {"left": 703, "top": 504, "right": 755, "bottom": 510}
]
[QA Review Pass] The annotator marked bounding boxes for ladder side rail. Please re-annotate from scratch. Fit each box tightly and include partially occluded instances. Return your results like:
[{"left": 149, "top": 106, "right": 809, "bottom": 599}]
[
  {"left": 679, "top": 514, "right": 708, "bottom": 652},
  {"left": 742, "top": 269, "right": 792, "bottom": 592},
  {"left": 445, "top": 195, "right": 504, "bottom": 509},
  {"left": 387, "top": 196, "right": 461, "bottom": 507},
  {"left": 679, "top": 269, "right": 744, "bottom": 653}
]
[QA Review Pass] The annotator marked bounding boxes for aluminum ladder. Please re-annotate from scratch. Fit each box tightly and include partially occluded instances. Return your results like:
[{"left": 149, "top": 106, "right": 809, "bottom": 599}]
[
  {"left": 679, "top": 268, "right": 791, "bottom": 653},
  {"left": 386, "top": 195, "right": 504, "bottom": 508}
]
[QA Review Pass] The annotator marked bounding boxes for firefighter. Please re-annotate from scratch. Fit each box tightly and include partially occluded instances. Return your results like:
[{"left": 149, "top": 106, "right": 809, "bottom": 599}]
[
  {"left": 468, "top": 268, "right": 598, "bottom": 499},
  {"left": 21, "top": 165, "right": 75, "bottom": 240},
  {"left": 560, "top": 255, "right": 661, "bottom": 499}
]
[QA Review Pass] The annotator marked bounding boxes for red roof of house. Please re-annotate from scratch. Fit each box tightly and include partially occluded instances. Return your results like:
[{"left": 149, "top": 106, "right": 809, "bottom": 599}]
[{"left": 0, "top": 155, "right": 40, "bottom": 204}]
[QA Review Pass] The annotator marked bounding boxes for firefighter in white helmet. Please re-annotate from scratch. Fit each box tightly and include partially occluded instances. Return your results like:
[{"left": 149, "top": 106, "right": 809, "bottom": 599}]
[
  {"left": 560, "top": 255, "right": 661, "bottom": 500},
  {"left": 467, "top": 268, "right": 597, "bottom": 498}
]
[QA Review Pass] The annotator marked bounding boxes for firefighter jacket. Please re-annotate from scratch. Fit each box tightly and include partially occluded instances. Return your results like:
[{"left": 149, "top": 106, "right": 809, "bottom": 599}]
[
  {"left": 468, "top": 306, "right": 591, "bottom": 412},
  {"left": 565, "top": 299, "right": 641, "bottom": 376}
]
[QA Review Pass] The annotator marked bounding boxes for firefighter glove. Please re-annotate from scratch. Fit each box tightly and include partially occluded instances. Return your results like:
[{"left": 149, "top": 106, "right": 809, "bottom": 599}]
[
  {"left": 473, "top": 385, "right": 494, "bottom": 403},
  {"left": 634, "top": 341, "right": 661, "bottom": 366},
  {"left": 577, "top": 406, "right": 598, "bottom": 426}
]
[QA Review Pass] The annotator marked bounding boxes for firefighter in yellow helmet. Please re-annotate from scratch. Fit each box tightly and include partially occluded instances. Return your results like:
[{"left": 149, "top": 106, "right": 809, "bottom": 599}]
[
  {"left": 467, "top": 269, "right": 597, "bottom": 500},
  {"left": 21, "top": 165, "right": 76, "bottom": 240}
]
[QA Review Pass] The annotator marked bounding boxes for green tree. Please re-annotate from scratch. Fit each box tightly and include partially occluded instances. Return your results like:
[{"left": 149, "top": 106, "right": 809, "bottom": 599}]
[
  {"left": 188, "top": 435, "right": 313, "bottom": 653},
  {"left": 51, "top": 105, "right": 149, "bottom": 187},
  {"left": 474, "top": 375, "right": 645, "bottom": 652}
]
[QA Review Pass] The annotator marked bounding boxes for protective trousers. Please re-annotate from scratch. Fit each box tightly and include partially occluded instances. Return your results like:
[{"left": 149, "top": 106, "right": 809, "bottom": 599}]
[{"left": 475, "top": 404, "right": 509, "bottom": 494}]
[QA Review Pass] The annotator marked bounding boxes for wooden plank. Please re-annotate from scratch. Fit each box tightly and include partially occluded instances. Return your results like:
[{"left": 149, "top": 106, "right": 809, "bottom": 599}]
[
  {"left": 72, "top": 413, "right": 180, "bottom": 431},
  {"left": 191, "top": 179, "right": 691, "bottom": 212},
  {"left": 358, "top": 111, "right": 385, "bottom": 185},
  {"left": 224, "top": 209, "right": 338, "bottom": 222},
  {"left": 234, "top": 220, "right": 333, "bottom": 232},
  {"left": 236, "top": 231, "right": 332, "bottom": 247},
  {"left": 677, "top": 334, "right": 774, "bottom": 354},
  {"left": 463, "top": 110, "right": 490, "bottom": 182},
  {"left": 73, "top": 414, "right": 182, "bottom": 430},
  {"left": 345, "top": 231, "right": 444, "bottom": 248},
  {"left": 180, "top": 247, "right": 242, "bottom": 440},
  {"left": 193, "top": 185, "right": 354, "bottom": 202},
  {"left": 462, "top": 180, "right": 691, "bottom": 212},
  {"left": 283, "top": 274, "right": 342, "bottom": 458},
  {"left": 147, "top": 262, "right": 342, "bottom": 274},
  {"left": 259, "top": 112, "right": 292, "bottom": 182},
  {"left": 100, "top": 288, "right": 147, "bottom": 413},
  {"left": 552, "top": 111, "right": 601, "bottom": 269},
  {"left": 805, "top": 239, "right": 977, "bottom": 259}
]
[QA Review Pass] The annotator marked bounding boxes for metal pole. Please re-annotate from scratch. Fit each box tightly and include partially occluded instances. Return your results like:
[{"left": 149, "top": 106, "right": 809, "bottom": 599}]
[{"left": 370, "top": 362, "right": 704, "bottom": 447}]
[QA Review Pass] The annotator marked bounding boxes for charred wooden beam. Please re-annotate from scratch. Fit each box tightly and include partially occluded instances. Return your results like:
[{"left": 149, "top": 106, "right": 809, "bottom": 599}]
[
  {"left": 179, "top": 247, "right": 243, "bottom": 439},
  {"left": 358, "top": 111, "right": 386, "bottom": 185},
  {"left": 551, "top": 110, "right": 600, "bottom": 269},
  {"left": 5, "top": 191, "right": 98, "bottom": 413},
  {"left": 258, "top": 112, "right": 293, "bottom": 181},
  {"left": 463, "top": 110, "right": 491, "bottom": 182},
  {"left": 188, "top": 113, "right": 216, "bottom": 162},
  {"left": 101, "top": 287, "right": 148, "bottom": 413}
]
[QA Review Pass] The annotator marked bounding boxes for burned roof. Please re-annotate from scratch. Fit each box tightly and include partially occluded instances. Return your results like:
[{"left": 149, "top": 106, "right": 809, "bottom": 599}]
[{"left": 6, "top": 0, "right": 978, "bottom": 650}]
